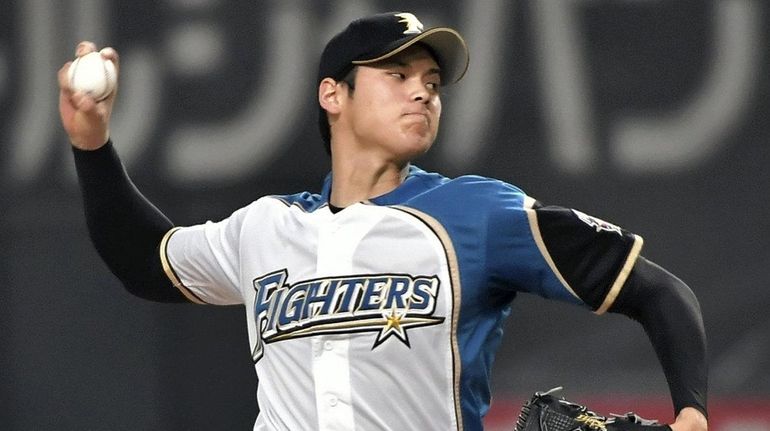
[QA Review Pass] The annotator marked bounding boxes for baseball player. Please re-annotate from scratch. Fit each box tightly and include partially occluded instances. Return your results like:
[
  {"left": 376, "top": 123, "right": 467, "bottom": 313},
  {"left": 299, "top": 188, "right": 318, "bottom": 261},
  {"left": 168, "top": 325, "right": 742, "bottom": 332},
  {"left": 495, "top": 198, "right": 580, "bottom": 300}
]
[{"left": 58, "top": 12, "right": 708, "bottom": 431}]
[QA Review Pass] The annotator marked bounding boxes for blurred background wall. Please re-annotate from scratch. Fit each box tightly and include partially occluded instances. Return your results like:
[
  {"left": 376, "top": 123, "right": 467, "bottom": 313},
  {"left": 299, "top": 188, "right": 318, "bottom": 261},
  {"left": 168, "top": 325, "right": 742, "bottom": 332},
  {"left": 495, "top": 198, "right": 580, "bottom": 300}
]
[{"left": 1, "top": 1, "right": 768, "bottom": 430}]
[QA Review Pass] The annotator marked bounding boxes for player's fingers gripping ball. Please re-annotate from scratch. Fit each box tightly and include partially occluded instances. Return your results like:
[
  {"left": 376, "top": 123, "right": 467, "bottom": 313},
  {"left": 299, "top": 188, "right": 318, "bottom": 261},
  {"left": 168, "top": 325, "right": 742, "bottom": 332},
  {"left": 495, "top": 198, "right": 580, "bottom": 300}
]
[{"left": 67, "top": 51, "right": 117, "bottom": 101}]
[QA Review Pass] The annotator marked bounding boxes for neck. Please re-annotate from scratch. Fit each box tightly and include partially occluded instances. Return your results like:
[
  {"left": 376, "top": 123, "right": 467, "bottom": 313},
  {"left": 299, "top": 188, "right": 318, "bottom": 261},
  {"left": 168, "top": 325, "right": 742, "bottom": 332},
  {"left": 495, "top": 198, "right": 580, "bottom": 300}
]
[{"left": 329, "top": 150, "right": 408, "bottom": 208}]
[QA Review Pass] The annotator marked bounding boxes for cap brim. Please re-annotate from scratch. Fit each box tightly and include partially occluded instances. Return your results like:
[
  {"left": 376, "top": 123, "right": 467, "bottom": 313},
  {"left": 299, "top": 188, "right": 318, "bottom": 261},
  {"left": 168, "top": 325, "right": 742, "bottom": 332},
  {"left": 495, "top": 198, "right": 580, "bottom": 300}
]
[{"left": 352, "top": 27, "right": 469, "bottom": 85}]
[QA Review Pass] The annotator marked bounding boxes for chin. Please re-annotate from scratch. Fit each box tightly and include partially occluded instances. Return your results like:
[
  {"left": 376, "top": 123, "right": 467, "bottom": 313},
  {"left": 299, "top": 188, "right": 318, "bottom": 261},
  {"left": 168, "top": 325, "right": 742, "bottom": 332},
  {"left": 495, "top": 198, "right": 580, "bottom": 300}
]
[{"left": 398, "top": 137, "right": 434, "bottom": 160}]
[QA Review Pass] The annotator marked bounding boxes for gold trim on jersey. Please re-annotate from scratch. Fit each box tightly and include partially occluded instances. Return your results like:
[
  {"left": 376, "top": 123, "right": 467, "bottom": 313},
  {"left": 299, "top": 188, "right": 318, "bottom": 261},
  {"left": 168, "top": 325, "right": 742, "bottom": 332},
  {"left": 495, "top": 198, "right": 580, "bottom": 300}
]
[
  {"left": 525, "top": 197, "right": 645, "bottom": 315},
  {"left": 159, "top": 227, "right": 207, "bottom": 305},
  {"left": 392, "top": 205, "right": 464, "bottom": 431},
  {"left": 525, "top": 207, "right": 583, "bottom": 301},
  {"left": 594, "top": 234, "right": 644, "bottom": 315}
]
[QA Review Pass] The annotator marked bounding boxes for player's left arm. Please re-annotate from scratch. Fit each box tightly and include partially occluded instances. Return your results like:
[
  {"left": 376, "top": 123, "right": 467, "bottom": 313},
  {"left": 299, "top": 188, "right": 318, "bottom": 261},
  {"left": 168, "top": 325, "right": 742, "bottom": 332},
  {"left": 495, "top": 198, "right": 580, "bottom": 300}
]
[
  {"left": 609, "top": 256, "right": 708, "bottom": 431},
  {"left": 516, "top": 201, "right": 707, "bottom": 430}
]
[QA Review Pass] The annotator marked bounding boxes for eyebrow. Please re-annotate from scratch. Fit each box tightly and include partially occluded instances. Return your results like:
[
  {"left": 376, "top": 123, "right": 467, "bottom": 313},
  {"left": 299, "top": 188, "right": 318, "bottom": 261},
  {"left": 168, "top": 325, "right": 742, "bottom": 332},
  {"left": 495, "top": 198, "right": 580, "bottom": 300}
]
[{"left": 380, "top": 61, "right": 442, "bottom": 78}]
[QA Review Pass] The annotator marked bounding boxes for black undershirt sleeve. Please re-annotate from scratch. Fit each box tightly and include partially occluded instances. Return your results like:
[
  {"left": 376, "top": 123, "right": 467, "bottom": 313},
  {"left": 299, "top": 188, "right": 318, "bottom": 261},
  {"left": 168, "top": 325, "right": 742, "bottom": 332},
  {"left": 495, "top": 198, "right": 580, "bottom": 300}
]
[
  {"left": 72, "top": 141, "right": 187, "bottom": 302},
  {"left": 609, "top": 256, "right": 708, "bottom": 419}
]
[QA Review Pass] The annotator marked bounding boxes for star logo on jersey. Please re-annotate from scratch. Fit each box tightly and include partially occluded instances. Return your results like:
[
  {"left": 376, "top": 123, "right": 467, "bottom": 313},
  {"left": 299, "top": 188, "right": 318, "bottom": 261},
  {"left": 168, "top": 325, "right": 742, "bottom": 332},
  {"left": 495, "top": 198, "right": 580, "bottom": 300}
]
[
  {"left": 384, "top": 305, "right": 406, "bottom": 335},
  {"left": 371, "top": 304, "right": 448, "bottom": 349},
  {"left": 375, "top": 305, "right": 408, "bottom": 346},
  {"left": 250, "top": 270, "right": 445, "bottom": 361},
  {"left": 395, "top": 12, "right": 424, "bottom": 34},
  {"left": 572, "top": 209, "right": 623, "bottom": 236}
]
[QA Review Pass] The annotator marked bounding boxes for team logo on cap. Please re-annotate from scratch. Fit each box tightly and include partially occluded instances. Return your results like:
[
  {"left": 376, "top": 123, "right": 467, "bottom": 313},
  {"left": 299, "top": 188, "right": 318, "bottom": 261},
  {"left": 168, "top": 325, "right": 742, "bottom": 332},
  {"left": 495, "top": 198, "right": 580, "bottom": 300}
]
[{"left": 395, "top": 12, "right": 424, "bottom": 34}]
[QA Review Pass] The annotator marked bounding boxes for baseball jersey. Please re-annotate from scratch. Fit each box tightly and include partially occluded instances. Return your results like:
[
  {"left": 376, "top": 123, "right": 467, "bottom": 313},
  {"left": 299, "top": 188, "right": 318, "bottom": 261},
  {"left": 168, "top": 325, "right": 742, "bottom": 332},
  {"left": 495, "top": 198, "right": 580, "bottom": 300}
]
[{"left": 159, "top": 165, "right": 643, "bottom": 431}]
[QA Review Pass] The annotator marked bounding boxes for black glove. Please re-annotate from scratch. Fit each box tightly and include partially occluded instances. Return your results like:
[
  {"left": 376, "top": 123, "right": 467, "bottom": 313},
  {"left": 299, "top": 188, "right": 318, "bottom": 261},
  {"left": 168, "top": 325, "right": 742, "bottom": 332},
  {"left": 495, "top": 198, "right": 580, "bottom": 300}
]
[{"left": 514, "top": 387, "right": 671, "bottom": 431}]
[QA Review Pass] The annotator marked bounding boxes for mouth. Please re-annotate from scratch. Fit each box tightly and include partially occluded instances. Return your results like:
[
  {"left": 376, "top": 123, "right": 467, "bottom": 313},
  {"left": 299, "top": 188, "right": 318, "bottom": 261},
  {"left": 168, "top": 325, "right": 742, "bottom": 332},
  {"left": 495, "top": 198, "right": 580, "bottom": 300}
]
[{"left": 402, "top": 112, "right": 430, "bottom": 123}]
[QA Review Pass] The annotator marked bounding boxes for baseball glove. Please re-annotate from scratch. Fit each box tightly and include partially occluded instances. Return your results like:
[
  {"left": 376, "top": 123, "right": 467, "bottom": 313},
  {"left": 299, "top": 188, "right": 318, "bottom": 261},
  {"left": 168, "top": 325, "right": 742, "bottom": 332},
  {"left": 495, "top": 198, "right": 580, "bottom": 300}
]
[{"left": 514, "top": 387, "right": 671, "bottom": 431}]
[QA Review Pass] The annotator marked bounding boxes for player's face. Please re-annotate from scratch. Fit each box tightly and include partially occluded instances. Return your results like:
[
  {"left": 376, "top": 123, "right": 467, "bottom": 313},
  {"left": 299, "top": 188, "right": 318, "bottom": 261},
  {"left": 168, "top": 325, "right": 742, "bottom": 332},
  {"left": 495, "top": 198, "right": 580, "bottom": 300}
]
[{"left": 342, "top": 45, "right": 442, "bottom": 162}]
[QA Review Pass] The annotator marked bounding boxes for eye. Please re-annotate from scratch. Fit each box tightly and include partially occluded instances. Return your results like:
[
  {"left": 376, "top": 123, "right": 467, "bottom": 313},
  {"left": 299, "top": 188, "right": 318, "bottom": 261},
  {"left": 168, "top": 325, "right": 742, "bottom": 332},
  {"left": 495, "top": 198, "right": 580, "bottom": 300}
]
[
  {"left": 389, "top": 72, "right": 406, "bottom": 80},
  {"left": 426, "top": 82, "right": 441, "bottom": 92}
]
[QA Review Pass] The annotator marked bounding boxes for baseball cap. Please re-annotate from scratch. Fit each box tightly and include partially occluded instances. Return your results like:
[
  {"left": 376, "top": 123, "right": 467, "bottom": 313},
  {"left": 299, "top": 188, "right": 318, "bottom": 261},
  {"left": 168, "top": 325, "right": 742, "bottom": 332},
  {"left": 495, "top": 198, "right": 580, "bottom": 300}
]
[
  {"left": 318, "top": 12, "right": 470, "bottom": 153},
  {"left": 318, "top": 11, "right": 469, "bottom": 85}
]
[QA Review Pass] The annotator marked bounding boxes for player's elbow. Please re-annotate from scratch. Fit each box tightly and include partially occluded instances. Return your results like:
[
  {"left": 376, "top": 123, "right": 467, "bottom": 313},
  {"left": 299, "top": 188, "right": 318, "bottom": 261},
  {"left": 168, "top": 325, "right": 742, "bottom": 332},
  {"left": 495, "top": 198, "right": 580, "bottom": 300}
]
[{"left": 610, "top": 256, "right": 702, "bottom": 322}]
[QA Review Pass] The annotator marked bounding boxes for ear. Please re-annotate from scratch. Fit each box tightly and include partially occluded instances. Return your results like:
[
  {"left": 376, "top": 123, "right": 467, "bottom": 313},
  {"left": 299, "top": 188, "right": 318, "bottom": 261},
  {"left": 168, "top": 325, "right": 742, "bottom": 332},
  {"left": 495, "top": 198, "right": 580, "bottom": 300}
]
[{"left": 318, "top": 78, "right": 343, "bottom": 115}]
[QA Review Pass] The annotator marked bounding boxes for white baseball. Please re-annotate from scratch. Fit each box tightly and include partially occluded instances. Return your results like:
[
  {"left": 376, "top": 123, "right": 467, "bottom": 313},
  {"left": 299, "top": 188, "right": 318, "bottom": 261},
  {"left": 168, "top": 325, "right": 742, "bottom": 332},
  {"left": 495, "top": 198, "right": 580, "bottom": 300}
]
[{"left": 67, "top": 51, "right": 117, "bottom": 101}]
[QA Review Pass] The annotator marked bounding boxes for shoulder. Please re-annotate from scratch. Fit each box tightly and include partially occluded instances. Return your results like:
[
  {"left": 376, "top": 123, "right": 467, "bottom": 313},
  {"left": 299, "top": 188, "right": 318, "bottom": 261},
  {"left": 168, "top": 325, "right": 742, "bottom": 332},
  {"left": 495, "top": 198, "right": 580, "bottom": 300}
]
[
  {"left": 409, "top": 166, "right": 524, "bottom": 192},
  {"left": 450, "top": 174, "right": 526, "bottom": 196},
  {"left": 216, "top": 192, "right": 324, "bottom": 226},
  {"left": 261, "top": 191, "right": 326, "bottom": 212},
  {"left": 399, "top": 171, "right": 535, "bottom": 231},
  {"left": 419, "top": 171, "right": 531, "bottom": 209}
]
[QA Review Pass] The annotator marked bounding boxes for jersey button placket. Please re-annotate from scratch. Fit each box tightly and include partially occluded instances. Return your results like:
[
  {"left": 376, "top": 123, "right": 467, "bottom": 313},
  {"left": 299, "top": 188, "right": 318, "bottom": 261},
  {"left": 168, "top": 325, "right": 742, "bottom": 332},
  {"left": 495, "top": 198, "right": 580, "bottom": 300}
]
[{"left": 313, "top": 217, "right": 359, "bottom": 429}]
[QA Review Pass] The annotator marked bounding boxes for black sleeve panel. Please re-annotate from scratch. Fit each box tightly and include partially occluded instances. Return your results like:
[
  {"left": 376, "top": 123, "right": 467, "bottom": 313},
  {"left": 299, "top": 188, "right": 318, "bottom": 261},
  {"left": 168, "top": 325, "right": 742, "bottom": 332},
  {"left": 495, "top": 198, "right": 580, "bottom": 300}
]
[
  {"left": 73, "top": 142, "right": 188, "bottom": 303},
  {"left": 533, "top": 206, "right": 642, "bottom": 311},
  {"left": 610, "top": 256, "right": 708, "bottom": 418}
]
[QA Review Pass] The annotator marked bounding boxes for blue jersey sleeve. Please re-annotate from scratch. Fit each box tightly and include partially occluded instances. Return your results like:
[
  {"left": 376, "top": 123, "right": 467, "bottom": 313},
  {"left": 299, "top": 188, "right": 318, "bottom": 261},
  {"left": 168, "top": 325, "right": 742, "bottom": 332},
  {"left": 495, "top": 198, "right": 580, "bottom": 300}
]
[
  {"left": 481, "top": 184, "right": 587, "bottom": 305},
  {"left": 399, "top": 175, "right": 585, "bottom": 307},
  {"left": 487, "top": 190, "right": 643, "bottom": 312},
  {"left": 395, "top": 171, "right": 642, "bottom": 312}
]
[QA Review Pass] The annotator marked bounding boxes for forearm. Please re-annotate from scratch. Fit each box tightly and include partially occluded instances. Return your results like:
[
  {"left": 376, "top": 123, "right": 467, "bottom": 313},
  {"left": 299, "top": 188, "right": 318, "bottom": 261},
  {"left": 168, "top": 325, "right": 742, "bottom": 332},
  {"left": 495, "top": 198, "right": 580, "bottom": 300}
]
[
  {"left": 73, "top": 141, "right": 186, "bottom": 302},
  {"left": 609, "top": 256, "right": 708, "bottom": 419}
]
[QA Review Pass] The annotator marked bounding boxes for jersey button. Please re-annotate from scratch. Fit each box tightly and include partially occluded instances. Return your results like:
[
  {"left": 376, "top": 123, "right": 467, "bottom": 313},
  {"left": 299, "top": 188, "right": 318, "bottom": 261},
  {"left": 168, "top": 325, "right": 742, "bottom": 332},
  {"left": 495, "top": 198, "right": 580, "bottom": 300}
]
[
  {"left": 328, "top": 395, "right": 338, "bottom": 407},
  {"left": 323, "top": 341, "right": 333, "bottom": 351}
]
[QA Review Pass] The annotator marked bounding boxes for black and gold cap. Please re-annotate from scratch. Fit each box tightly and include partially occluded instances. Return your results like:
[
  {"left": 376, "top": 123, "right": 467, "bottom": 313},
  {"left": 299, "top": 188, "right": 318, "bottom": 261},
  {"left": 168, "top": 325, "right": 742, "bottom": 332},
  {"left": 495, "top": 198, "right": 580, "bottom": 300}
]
[
  {"left": 317, "top": 11, "right": 469, "bottom": 85},
  {"left": 317, "top": 12, "right": 469, "bottom": 153}
]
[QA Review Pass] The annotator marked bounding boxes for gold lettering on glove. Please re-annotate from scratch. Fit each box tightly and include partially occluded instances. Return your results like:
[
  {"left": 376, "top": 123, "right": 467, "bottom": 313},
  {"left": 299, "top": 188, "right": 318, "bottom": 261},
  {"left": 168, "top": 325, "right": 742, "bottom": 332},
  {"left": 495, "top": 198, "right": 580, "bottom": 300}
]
[{"left": 575, "top": 413, "right": 608, "bottom": 431}]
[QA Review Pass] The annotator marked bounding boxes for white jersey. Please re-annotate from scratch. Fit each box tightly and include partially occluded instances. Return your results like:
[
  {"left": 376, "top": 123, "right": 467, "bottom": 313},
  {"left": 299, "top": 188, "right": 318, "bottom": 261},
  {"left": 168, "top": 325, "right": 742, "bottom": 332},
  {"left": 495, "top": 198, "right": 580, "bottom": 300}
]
[{"left": 160, "top": 166, "right": 642, "bottom": 431}]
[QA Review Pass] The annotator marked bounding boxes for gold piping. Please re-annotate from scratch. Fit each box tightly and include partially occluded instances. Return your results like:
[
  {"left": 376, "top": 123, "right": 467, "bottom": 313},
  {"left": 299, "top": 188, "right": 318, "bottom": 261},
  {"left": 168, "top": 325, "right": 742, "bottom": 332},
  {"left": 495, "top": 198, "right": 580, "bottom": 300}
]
[
  {"left": 595, "top": 235, "right": 644, "bottom": 315},
  {"left": 393, "top": 205, "right": 464, "bottom": 431},
  {"left": 159, "top": 227, "right": 207, "bottom": 305},
  {"left": 525, "top": 208, "right": 582, "bottom": 301}
]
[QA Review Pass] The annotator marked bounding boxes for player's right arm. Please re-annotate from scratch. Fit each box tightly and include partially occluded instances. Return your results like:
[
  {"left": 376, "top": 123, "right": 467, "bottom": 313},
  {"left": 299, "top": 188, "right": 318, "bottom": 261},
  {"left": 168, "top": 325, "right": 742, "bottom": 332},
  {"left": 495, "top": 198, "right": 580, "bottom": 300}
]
[{"left": 59, "top": 42, "right": 187, "bottom": 302}]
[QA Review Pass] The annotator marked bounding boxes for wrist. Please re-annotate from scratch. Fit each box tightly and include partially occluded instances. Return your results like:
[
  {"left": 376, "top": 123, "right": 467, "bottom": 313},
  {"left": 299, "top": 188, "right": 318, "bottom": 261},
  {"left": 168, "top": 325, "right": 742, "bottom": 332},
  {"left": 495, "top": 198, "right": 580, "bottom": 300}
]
[
  {"left": 670, "top": 407, "right": 707, "bottom": 431},
  {"left": 70, "top": 133, "right": 110, "bottom": 151}
]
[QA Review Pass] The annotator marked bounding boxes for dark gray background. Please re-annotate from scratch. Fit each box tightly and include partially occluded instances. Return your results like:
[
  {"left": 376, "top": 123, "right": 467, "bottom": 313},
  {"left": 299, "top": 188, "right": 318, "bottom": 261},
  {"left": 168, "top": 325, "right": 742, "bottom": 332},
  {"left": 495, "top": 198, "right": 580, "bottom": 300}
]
[{"left": 2, "top": 1, "right": 768, "bottom": 429}]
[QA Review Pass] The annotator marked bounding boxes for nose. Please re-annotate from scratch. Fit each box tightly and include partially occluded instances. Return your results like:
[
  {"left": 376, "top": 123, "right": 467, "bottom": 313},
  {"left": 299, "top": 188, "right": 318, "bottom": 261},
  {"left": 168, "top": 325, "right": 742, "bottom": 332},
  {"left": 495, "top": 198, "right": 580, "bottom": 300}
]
[{"left": 411, "top": 85, "right": 430, "bottom": 104}]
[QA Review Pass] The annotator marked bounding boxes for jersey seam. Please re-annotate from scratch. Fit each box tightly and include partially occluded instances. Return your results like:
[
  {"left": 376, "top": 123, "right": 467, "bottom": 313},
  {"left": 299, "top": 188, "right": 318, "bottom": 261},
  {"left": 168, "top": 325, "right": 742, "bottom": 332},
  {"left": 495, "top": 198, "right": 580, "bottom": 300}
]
[
  {"left": 524, "top": 208, "right": 582, "bottom": 302},
  {"left": 594, "top": 234, "right": 644, "bottom": 315},
  {"left": 159, "top": 227, "right": 208, "bottom": 305},
  {"left": 392, "top": 205, "right": 464, "bottom": 431}
]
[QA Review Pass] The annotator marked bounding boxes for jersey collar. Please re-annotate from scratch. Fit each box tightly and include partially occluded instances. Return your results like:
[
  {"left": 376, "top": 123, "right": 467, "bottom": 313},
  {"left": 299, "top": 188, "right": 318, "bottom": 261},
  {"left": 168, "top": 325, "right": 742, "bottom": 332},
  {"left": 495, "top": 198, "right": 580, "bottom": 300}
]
[{"left": 320, "top": 165, "right": 438, "bottom": 207}]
